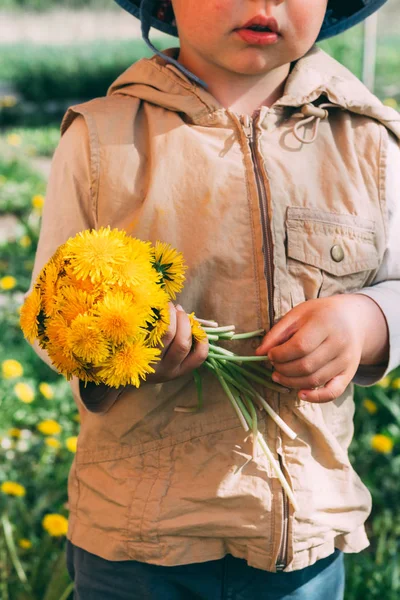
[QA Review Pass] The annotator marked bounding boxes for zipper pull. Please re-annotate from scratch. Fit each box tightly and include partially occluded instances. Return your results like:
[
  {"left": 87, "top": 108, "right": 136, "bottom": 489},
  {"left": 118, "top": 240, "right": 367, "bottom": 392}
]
[{"left": 241, "top": 114, "right": 253, "bottom": 140}]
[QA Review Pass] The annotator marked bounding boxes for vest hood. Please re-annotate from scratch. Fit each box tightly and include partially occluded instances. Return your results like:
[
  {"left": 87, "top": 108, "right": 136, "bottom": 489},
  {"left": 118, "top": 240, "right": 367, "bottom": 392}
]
[{"left": 107, "top": 45, "right": 400, "bottom": 139}]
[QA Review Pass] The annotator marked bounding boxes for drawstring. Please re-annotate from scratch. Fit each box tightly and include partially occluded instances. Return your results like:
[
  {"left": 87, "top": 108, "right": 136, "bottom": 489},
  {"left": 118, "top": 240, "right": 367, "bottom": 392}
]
[{"left": 292, "top": 102, "right": 337, "bottom": 144}]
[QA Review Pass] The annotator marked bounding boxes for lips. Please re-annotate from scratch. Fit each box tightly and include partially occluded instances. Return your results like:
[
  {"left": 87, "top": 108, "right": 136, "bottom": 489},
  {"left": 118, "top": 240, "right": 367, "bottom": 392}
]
[{"left": 236, "top": 15, "right": 280, "bottom": 35}]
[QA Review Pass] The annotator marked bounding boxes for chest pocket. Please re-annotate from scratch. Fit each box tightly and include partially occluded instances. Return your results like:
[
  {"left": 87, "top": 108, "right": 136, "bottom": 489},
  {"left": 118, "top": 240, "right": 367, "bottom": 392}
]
[{"left": 285, "top": 207, "right": 381, "bottom": 306}]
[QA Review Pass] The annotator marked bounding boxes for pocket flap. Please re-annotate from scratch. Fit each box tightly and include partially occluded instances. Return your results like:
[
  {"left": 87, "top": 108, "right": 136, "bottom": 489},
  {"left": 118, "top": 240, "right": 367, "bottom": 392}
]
[{"left": 286, "top": 208, "right": 380, "bottom": 276}]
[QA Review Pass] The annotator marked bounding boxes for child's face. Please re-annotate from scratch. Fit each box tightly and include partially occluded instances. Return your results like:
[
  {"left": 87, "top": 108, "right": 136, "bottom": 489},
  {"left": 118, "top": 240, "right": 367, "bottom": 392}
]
[{"left": 171, "top": 0, "right": 328, "bottom": 77}]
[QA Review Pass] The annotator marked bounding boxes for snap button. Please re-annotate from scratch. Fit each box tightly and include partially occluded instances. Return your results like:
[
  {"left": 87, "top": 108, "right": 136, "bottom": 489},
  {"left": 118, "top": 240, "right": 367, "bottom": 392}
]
[{"left": 330, "top": 244, "right": 344, "bottom": 262}]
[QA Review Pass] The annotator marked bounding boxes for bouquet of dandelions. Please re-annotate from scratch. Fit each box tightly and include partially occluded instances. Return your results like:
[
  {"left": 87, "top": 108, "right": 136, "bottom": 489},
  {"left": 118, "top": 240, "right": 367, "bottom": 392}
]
[{"left": 20, "top": 227, "right": 298, "bottom": 509}]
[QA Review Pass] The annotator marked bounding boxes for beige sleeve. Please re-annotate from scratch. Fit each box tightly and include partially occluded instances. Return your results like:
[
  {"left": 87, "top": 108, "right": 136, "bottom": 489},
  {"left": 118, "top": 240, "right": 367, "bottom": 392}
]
[{"left": 25, "top": 114, "right": 123, "bottom": 413}]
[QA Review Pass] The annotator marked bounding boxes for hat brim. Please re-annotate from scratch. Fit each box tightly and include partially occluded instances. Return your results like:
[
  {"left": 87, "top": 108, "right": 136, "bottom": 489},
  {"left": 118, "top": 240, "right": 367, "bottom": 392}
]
[{"left": 114, "top": 0, "right": 388, "bottom": 41}]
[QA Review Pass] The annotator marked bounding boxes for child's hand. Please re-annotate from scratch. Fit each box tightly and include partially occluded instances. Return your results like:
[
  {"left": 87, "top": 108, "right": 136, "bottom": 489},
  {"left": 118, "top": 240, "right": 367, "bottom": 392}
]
[
  {"left": 145, "top": 303, "right": 209, "bottom": 384},
  {"left": 255, "top": 294, "right": 389, "bottom": 403}
]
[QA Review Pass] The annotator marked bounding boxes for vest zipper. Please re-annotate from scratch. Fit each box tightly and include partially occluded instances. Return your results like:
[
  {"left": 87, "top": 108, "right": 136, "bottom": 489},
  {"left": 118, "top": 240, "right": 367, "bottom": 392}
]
[{"left": 240, "top": 113, "right": 289, "bottom": 572}]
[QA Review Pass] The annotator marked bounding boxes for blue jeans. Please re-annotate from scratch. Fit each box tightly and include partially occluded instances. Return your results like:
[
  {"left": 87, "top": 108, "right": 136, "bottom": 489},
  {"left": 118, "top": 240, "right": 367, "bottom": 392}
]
[{"left": 66, "top": 539, "right": 345, "bottom": 600}]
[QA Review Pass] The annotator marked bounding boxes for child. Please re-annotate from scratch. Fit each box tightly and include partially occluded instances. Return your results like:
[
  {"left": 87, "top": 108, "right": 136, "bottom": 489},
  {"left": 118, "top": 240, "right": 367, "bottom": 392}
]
[{"left": 27, "top": 0, "right": 400, "bottom": 598}]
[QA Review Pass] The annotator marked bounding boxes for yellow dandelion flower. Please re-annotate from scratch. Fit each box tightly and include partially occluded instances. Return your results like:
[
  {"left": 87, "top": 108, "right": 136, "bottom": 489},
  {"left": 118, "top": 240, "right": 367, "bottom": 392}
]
[
  {"left": 67, "top": 313, "right": 110, "bottom": 364},
  {"left": 371, "top": 434, "right": 394, "bottom": 454},
  {"left": 95, "top": 290, "right": 148, "bottom": 345},
  {"left": 98, "top": 340, "right": 161, "bottom": 388},
  {"left": 14, "top": 382, "right": 35, "bottom": 403},
  {"left": 146, "top": 305, "right": 170, "bottom": 347},
  {"left": 61, "top": 267, "right": 97, "bottom": 294},
  {"left": 377, "top": 376, "right": 391, "bottom": 388},
  {"left": 42, "top": 514, "right": 68, "bottom": 537},
  {"left": 19, "top": 235, "right": 31, "bottom": 248},
  {"left": 56, "top": 286, "right": 94, "bottom": 324},
  {"left": 7, "top": 133, "right": 21, "bottom": 146},
  {"left": 45, "top": 437, "right": 61, "bottom": 449},
  {"left": 63, "top": 227, "right": 129, "bottom": 284},
  {"left": 1, "top": 95, "right": 18, "bottom": 108},
  {"left": 45, "top": 314, "right": 70, "bottom": 351},
  {"left": 152, "top": 241, "right": 187, "bottom": 299},
  {"left": 391, "top": 378, "right": 400, "bottom": 390},
  {"left": 39, "top": 382, "right": 54, "bottom": 399},
  {"left": 0, "top": 175, "right": 7, "bottom": 186},
  {"left": 19, "top": 287, "right": 42, "bottom": 343},
  {"left": 18, "top": 539, "right": 32, "bottom": 549},
  {"left": 8, "top": 428, "right": 22, "bottom": 438},
  {"left": 73, "top": 413, "right": 81, "bottom": 423},
  {"left": 114, "top": 237, "right": 159, "bottom": 288},
  {"left": 32, "top": 194, "right": 45, "bottom": 210},
  {"left": 39, "top": 260, "right": 60, "bottom": 317},
  {"left": 0, "top": 275, "right": 16, "bottom": 290},
  {"left": 37, "top": 419, "right": 62, "bottom": 436},
  {"left": 128, "top": 279, "right": 170, "bottom": 315},
  {"left": 2, "top": 359, "right": 23, "bottom": 379},
  {"left": 1, "top": 481, "right": 26, "bottom": 497},
  {"left": 363, "top": 398, "right": 378, "bottom": 415},
  {"left": 66, "top": 436, "right": 78, "bottom": 453},
  {"left": 45, "top": 343, "right": 90, "bottom": 382},
  {"left": 188, "top": 312, "right": 207, "bottom": 342}
]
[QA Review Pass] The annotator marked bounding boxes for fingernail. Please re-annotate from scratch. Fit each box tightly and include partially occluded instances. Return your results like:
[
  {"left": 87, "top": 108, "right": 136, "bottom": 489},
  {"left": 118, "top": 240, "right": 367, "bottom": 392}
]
[
  {"left": 176, "top": 304, "right": 183, "bottom": 311},
  {"left": 299, "top": 392, "right": 307, "bottom": 400}
]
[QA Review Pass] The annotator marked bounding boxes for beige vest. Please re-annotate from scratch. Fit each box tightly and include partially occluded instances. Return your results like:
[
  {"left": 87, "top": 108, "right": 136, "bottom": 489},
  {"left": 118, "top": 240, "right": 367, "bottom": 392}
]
[{"left": 48, "top": 46, "right": 400, "bottom": 571}]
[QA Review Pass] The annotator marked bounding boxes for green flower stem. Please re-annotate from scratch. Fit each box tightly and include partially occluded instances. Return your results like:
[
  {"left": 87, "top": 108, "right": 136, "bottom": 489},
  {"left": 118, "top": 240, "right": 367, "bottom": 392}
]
[
  {"left": 211, "top": 363, "right": 249, "bottom": 432},
  {"left": 1, "top": 514, "right": 30, "bottom": 587},
  {"left": 175, "top": 369, "right": 203, "bottom": 413},
  {"left": 223, "top": 360, "right": 291, "bottom": 394},
  {"left": 243, "top": 393, "right": 258, "bottom": 458},
  {"left": 256, "top": 433, "right": 299, "bottom": 511},
  {"left": 244, "top": 361, "right": 274, "bottom": 376},
  {"left": 230, "top": 329, "right": 265, "bottom": 340},
  {"left": 203, "top": 325, "right": 235, "bottom": 333},
  {"left": 208, "top": 352, "right": 271, "bottom": 363},
  {"left": 213, "top": 332, "right": 235, "bottom": 340},
  {"left": 59, "top": 582, "right": 75, "bottom": 600},
  {"left": 206, "top": 334, "right": 220, "bottom": 341},
  {"left": 222, "top": 362, "right": 297, "bottom": 441},
  {"left": 197, "top": 318, "right": 219, "bottom": 327},
  {"left": 208, "top": 343, "right": 235, "bottom": 356}
]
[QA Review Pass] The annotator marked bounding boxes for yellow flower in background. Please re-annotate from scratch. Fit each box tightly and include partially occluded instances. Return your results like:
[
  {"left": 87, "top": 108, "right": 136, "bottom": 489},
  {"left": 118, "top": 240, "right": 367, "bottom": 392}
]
[
  {"left": 39, "top": 382, "right": 54, "bottom": 399},
  {"left": 32, "top": 194, "right": 45, "bottom": 211},
  {"left": 371, "top": 434, "right": 394, "bottom": 454},
  {"left": 7, "top": 133, "right": 21, "bottom": 146},
  {"left": 18, "top": 539, "right": 32, "bottom": 549},
  {"left": 42, "top": 514, "right": 68, "bottom": 537},
  {"left": 377, "top": 376, "right": 391, "bottom": 389},
  {"left": 2, "top": 359, "right": 23, "bottom": 379},
  {"left": 1, "top": 95, "right": 18, "bottom": 108},
  {"left": 0, "top": 276, "right": 16, "bottom": 290},
  {"left": 45, "top": 437, "right": 61, "bottom": 449},
  {"left": 73, "top": 413, "right": 81, "bottom": 423},
  {"left": 8, "top": 428, "right": 22, "bottom": 438},
  {"left": 66, "top": 436, "right": 78, "bottom": 453},
  {"left": 37, "top": 419, "right": 62, "bottom": 436},
  {"left": 19, "top": 235, "right": 31, "bottom": 248},
  {"left": 1, "top": 481, "right": 26, "bottom": 497},
  {"left": 188, "top": 312, "right": 207, "bottom": 343},
  {"left": 363, "top": 398, "right": 378, "bottom": 415},
  {"left": 391, "top": 378, "right": 400, "bottom": 390},
  {"left": 14, "top": 382, "right": 35, "bottom": 404},
  {"left": 0, "top": 175, "right": 7, "bottom": 186},
  {"left": 152, "top": 241, "right": 187, "bottom": 299},
  {"left": 383, "top": 98, "right": 398, "bottom": 109},
  {"left": 19, "top": 286, "right": 41, "bottom": 343}
]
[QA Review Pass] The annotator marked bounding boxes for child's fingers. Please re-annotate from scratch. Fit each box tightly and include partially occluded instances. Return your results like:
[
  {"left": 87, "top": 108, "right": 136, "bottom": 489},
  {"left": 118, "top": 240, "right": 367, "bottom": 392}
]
[
  {"left": 266, "top": 325, "right": 327, "bottom": 363},
  {"left": 161, "top": 307, "right": 193, "bottom": 371},
  {"left": 297, "top": 372, "right": 350, "bottom": 404},
  {"left": 159, "top": 302, "right": 177, "bottom": 359},
  {"left": 178, "top": 339, "right": 209, "bottom": 378},
  {"left": 271, "top": 339, "right": 337, "bottom": 376},
  {"left": 271, "top": 355, "right": 346, "bottom": 394}
]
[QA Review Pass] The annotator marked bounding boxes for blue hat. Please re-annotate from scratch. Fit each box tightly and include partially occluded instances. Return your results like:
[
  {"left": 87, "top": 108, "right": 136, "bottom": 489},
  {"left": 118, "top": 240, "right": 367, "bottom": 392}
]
[{"left": 113, "top": 0, "right": 388, "bottom": 88}]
